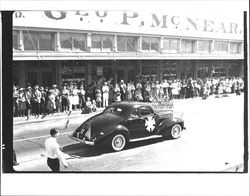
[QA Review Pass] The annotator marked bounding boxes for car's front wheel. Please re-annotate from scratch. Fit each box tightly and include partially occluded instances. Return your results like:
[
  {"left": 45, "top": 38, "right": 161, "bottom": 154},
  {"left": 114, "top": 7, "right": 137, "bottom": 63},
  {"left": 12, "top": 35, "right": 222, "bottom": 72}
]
[
  {"left": 111, "top": 134, "right": 126, "bottom": 151},
  {"left": 170, "top": 124, "right": 182, "bottom": 139}
]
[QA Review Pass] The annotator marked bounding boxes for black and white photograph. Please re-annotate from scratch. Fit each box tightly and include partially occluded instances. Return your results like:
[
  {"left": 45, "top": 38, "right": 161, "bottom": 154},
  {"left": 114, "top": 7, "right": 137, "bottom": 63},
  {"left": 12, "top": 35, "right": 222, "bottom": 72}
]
[
  {"left": 1, "top": 0, "right": 249, "bottom": 195},
  {"left": 10, "top": 9, "right": 246, "bottom": 172}
]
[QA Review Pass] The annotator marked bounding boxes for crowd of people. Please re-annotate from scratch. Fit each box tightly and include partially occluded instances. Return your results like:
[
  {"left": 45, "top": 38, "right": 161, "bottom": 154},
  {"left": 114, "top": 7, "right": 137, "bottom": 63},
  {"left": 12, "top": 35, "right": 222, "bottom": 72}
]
[{"left": 13, "top": 76, "right": 244, "bottom": 120}]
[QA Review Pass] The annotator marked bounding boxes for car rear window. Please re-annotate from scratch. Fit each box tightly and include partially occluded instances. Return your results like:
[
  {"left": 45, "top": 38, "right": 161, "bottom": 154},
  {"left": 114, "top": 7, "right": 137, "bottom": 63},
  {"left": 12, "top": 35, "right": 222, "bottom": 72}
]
[{"left": 105, "top": 106, "right": 124, "bottom": 115}]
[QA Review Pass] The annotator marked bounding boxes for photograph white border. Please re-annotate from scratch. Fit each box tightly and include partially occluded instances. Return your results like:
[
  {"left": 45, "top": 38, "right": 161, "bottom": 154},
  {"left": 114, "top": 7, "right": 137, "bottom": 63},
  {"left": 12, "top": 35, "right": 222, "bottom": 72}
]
[{"left": 1, "top": 0, "right": 249, "bottom": 195}]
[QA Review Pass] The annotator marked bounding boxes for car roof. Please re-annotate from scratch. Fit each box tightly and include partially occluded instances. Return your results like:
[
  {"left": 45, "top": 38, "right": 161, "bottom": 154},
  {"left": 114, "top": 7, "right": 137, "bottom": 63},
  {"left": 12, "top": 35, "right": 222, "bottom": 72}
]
[{"left": 110, "top": 101, "right": 152, "bottom": 109}]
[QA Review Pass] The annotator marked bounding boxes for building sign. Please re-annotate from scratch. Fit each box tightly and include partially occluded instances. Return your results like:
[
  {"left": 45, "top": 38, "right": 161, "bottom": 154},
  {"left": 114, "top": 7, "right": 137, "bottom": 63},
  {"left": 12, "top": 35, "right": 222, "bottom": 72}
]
[{"left": 13, "top": 11, "right": 243, "bottom": 40}]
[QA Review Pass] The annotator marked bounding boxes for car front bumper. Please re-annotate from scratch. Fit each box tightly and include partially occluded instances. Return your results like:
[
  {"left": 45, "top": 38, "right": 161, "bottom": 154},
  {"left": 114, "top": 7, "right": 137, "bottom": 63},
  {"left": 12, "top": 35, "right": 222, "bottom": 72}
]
[{"left": 69, "top": 135, "right": 95, "bottom": 146}]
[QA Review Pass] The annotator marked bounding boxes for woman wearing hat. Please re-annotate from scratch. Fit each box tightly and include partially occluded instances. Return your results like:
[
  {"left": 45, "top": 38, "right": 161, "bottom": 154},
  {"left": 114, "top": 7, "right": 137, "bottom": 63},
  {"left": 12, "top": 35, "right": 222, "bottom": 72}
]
[{"left": 18, "top": 88, "right": 26, "bottom": 117}]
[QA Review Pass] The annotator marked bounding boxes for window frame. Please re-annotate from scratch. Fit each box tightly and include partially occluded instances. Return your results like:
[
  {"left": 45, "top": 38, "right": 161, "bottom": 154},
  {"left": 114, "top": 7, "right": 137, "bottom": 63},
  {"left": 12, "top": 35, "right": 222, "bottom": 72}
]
[
  {"left": 197, "top": 40, "right": 211, "bottom": 53},
  {"left": 117, "top": 36, "right": 138, "bottom": 52},
  {"left": 213, "top": 41, "right": 229, "bottom": 53},
  {"left": 60, "top": 32, "right": 87, "bottom": 51},
  {"left": 139, "top": 106, "right": 153, "bottom": 117},
  {"left": 141, "top": 37, "right": 160, "bottom": 52},
  {"left": 23, "top": 31, "right": 55, "bottom": 51},
  {"left": 91, "top": 34, "right": 114, "bottom": 52},
  {"left": 181, "top": 39, "right": 195, "bottom": 53},
  {"left": 13, "top": 30, "right": 19, "bottom": 50},
  {"left": 162, "top": 38, "right": 179, "bottom": 53}
]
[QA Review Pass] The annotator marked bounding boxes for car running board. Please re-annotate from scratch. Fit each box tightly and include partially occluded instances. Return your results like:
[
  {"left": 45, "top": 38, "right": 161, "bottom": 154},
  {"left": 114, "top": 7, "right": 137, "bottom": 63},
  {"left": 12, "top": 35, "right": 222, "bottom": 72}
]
[{"left": 129, "top": 135, "right": 163, "bottom": 142}]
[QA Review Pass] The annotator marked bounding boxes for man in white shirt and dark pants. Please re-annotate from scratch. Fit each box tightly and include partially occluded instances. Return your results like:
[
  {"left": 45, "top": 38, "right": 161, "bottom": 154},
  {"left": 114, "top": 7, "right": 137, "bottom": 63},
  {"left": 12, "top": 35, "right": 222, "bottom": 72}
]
[
  {"left": 45, "top": 128, "right": 69, "bottom": 172},
  {"left": 102, "top": 82, "right": 109, "bottom": 108}
]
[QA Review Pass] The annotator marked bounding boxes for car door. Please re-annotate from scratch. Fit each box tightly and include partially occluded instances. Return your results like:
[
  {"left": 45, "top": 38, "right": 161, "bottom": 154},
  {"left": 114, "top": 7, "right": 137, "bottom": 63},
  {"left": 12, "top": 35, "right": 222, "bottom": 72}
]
[
  {"left": 126, "top": 106, "right": 158, "bottom": 139},
  {"left": 125, "top": 107, "right": 142, "bottom": 139},
  {"left": 137, "top": 106, "right": 158, "bottom": 137}
]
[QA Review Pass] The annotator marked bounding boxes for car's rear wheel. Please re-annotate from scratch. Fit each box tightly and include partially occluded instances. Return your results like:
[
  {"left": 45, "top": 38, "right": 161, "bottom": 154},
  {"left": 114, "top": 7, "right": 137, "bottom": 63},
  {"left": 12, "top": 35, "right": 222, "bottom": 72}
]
[
  {"left": 111, "top": 134, "right": 126, "bottom": 151},
  {"left": 170, "top": 124, "right": 182, "bottom": 139}
]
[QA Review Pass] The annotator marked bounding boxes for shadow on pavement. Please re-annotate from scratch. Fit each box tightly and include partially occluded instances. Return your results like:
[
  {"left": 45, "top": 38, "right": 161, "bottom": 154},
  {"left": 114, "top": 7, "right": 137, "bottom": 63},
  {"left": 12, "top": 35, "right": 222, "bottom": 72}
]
[{"left": 62, "top": 136, "right": 173, "bottom": 158}]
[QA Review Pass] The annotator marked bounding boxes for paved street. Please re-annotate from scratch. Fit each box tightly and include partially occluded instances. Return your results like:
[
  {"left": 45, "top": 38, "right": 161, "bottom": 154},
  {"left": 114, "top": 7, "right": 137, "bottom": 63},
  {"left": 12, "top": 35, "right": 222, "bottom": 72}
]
[{"left": 13, "top": 94, "right": 245, "bottom": 172}]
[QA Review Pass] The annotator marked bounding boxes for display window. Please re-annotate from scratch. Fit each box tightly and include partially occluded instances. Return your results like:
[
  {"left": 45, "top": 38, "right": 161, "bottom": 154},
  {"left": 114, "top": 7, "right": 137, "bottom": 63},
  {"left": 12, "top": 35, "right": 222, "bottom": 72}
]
[{"left": 162, "top": 61, "right": 177, "bottom": 80}]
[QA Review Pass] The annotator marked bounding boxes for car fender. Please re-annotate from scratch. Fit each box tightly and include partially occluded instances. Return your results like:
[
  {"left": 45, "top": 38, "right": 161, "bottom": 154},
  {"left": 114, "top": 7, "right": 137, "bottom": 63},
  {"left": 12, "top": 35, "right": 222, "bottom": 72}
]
[
  {"left": 95, "top": 124, "right": 130, "bottom": 145},
  {"left": 157, "top": 117, "right": 184, "bottom": 134}
]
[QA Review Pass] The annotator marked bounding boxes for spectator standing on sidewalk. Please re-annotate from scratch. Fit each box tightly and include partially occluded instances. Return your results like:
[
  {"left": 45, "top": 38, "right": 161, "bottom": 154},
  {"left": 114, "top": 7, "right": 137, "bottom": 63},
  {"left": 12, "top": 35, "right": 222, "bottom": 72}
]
[
  {"left": 102, "top": 82, "right": 109, "bottom": 107},
  {"left": 127, "top": 81, "right": 135, "bottom": 101},
  {"left": 47, "top": 90, "right": 56, "bottom": 115},
  {"left": 18, "top": 88, "right": 26, "bottom": 117},
  {"left": 120, "top": 79, "right": 127, "bottom": 101},
  {"left": 13, "top": 85, "right": 19, "bottom": 117},
  {"left": 51, "top": 85, "right": 60, "bottom": 113},
  {"left": 45, "top": 128, "right": 68, "bottom": 172},
  {"left": 78, "top": 85, "right": 86, "bottom": 110},
  {"left": 61, "top": 85, "right": 70, "bottom": 113},
  {"left": 25, "top": 86, "right": 32, "bottom": 120},
  {"left": 95, "top": 89, "right": 102, "bottom": 108},
  {"left": 40, "top": 87, "right": 47, "bottom": 116},
  {"left": 114, "top": 83, "right": 121, "bottom": 102},
  {"left": 32, "top": 85, "right": 42, "bottom": 118}
]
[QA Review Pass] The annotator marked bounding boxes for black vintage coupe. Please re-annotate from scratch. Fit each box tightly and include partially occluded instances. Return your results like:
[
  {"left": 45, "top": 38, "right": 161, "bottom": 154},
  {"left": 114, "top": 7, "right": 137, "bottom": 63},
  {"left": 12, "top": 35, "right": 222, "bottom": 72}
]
[{"left": 69, "top": 101, "right": 185, "bottom": 151}]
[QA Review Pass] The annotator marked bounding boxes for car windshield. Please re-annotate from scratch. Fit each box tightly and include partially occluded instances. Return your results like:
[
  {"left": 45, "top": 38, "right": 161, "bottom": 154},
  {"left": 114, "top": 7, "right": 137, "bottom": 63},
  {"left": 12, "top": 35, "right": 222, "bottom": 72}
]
[{"left": 103, "top": 106, "right": 124, "bottom": 115}]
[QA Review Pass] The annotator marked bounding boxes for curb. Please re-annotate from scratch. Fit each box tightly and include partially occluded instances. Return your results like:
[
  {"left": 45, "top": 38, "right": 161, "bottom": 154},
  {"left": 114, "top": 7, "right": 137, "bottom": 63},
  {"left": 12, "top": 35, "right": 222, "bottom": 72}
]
[{"left": 13, "top": 109, "right": 104, "bottom": 126}]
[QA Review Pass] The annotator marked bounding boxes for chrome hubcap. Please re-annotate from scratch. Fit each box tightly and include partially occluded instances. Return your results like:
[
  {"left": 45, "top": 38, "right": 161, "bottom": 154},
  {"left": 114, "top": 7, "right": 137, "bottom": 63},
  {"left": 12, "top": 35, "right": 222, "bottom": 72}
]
[{"left": 112, "top": 135, "right": 125, "bottom": 150}]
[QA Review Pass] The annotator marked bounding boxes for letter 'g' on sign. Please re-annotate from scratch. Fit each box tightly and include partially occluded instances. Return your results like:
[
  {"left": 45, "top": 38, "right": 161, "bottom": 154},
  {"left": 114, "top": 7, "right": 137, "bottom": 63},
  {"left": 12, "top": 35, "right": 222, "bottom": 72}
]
[{"left": 44, "top": 11, "right": 67, "bottom": 20}]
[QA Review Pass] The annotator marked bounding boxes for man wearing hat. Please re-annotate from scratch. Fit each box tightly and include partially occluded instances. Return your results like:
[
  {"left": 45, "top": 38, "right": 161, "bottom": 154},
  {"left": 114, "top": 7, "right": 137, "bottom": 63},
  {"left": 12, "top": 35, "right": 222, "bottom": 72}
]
[{"left": 45, "top": 128, "right": 69, "bottom": 172}]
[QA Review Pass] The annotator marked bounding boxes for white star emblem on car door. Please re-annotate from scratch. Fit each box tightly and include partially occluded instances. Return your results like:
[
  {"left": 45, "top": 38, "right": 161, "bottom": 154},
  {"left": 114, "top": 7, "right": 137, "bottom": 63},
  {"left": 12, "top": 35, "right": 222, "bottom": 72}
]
[{"left": 145, "top": 116, "right": 156, "bottom": 132}]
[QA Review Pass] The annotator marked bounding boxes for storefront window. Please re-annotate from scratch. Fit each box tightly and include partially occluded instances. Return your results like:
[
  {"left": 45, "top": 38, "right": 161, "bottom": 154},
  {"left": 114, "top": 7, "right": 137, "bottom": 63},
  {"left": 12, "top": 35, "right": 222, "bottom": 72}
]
[
  {"left": 13, "top": 31, "right": 19, "bottom": 50},
  {"left": 23, "top": 31, "right": 55, "bottom": 50},
  {"left": 91, "top": 34, "right": 113, "bottom": 51},
  {"left": 60, "top": 33, "right": 86, "bottom": 51},
  {"left": 181, "top": 39, "right": 195, "bottom": 53},
  {"left": 197, "top": 40, "right": 211, "bottom": 53},
  {"left": 214, "top": 41, "right": 228, "bottom": 53},
  {"left": 163, "top": 38, "right": 179, "bottom": 53},
  {"left": 162, "top": 61, "right": 177, "bottom": 80},
  {"left": 117, "top": 36, "right": 137, "bottom": 52},
  {"left": 230, "top": 42, "right": 241, "bottom": 54},
  {"left": 142, "top": 37, "right": 160, "bottom": 51},
  {"left": 61, "top": 61, "right": 86, "bottom": 84}
]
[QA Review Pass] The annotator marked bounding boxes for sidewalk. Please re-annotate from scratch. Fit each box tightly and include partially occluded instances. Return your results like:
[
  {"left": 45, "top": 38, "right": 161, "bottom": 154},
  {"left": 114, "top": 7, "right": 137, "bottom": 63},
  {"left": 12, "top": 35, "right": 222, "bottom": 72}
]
[{"left": 13, "top": 108, "right": 104, "bottom": 125}]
